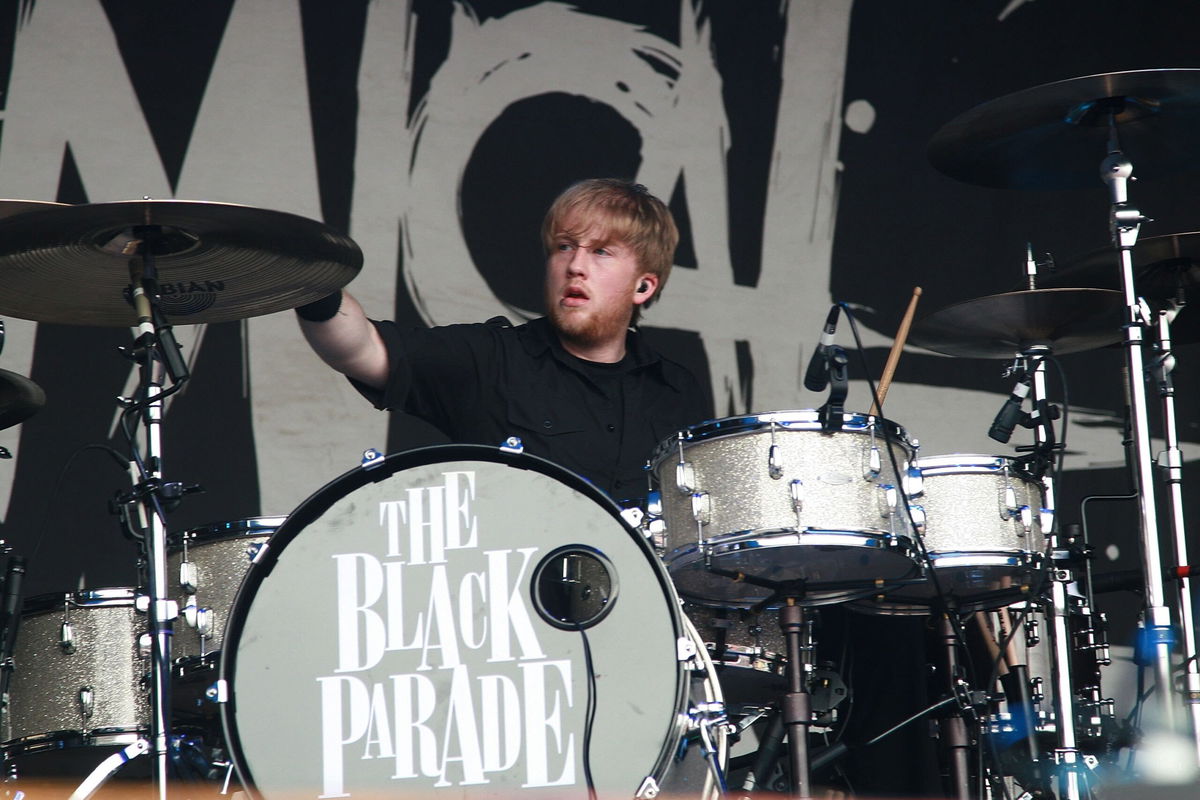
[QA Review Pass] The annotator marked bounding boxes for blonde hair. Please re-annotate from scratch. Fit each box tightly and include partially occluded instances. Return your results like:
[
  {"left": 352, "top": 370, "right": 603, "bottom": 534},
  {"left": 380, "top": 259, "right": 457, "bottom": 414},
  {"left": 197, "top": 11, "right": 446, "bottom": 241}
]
[{"left": 541, "top": 178, "right": 678, "bottom": 324}]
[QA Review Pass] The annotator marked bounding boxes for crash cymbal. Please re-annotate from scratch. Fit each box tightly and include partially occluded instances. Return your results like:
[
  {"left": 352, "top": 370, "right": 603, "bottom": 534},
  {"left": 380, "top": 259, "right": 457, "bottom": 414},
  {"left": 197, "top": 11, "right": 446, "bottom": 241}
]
[
  {"left": 0, "top": 199, "right": 69, "bottom": 219},
  {"left": 0, "top": 368, "right": 44, "bottom": 431},
  {"left": 910, "top": 288, "right": 1124, "bottom": 358},
  {"left": 0, "top": 200, "right": 362, "bottom": 326},
  {"left": 929, "top": 68, "right": 1200, "bottom": 189}
]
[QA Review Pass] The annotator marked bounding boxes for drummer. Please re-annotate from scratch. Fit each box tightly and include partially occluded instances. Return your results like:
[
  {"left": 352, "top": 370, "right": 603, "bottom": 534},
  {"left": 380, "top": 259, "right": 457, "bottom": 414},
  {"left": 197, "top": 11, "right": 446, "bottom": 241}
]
[{"left": 295, "top": 177, "right": 711, "bottom": 499}]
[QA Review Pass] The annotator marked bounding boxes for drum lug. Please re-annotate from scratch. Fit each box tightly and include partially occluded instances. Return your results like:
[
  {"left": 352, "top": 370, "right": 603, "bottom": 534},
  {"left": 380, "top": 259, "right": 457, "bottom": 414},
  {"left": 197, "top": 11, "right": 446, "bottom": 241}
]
[
  {"left": 998, "top": 484, "right": 1017, "bottom": 522},
  {"left": 908, "top": 504, "right": 927, "bottom": 533},
  {"left": 904, "top": 465, "right": 924, "bottom": 497},
  {"left": 635, "top": 776, "right": 662, "bottom": 798},
  {"left": 865, "top": 445, "right": 882, "bottom": 481},
  {"left": 768, "top": 443, "right": 784, "bottom": 480},
  {"left": 877, "top": 483, "right": 898, "bottom": 518},
  {"left": 182, "top": 595, "right": 199, "bottom": 628},
  {"left": 620, "top": 506, "right": 644, "bottom": 529},
  {"left": 78, "top": 685, "right": 94, "bottom": 720},
  {"left": 498, "top": 437, "right": 524, "bottom": 455},
  {"left": 789, "top": 479, "right": 804, "bottom": 513},
  {"left": 677, "top": 635, "right": 698, "bottom": 664},
  {"left": 690, "top": 492, "right": 711, "bottom": 526},
  {"left": 59, "top": 621, "right": 76, "bottom": 654},
  {"left": 675, "top": 461, "right": 695, "bottom": 494},
  {"left": 1017, "top": 505, "right": 1033, "bottom": 535},
  {"left": 138, "top": 632, "right": 152, "bottom": 659},
  {"left": 1024, "top": 615, "right": 1040, "bottom": 648},
  {"left": 178, "top": 559, "right": 198, "bottom": 593},
  {"left": 1039, "top": 507, "right": 1055, "bottom": 534},
  {"left": 195, "top": 607, "right": 214, "bottom": 639}
]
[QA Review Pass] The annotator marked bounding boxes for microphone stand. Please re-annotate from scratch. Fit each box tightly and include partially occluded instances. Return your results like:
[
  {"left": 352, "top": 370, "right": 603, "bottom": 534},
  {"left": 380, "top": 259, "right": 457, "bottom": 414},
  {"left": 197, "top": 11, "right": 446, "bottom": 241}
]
[
  {"left": 1149, "top": 303, "right": 1200, "bottom": 758},
  {"left": 818, "top": 346, "right": 849, "bottom": 433}
]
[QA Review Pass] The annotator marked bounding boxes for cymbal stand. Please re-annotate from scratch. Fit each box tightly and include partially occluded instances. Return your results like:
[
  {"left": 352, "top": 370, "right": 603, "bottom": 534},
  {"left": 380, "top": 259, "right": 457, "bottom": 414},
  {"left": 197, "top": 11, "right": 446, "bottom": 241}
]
[
  {"left": 1149, "top": 303, "right": 1200, "bottom": 759},
  {"left": 1020, "top": 348, "right": 1090, "bottom": 800},
  {"left": 1099, "top": 114, "right": 1179, "bottom": 737},
  {"left": 116, "top": 234, "right": 187, "bottom": 800}
]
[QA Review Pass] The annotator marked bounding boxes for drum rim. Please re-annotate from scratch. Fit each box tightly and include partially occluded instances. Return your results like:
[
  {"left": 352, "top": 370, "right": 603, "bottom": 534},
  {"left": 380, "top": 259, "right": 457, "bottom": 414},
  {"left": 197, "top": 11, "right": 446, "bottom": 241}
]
[
  {"left": 169, "top": 516, "right": 287, "bottom": 547},
  {"left": 650, "top": 409, "right": 914, "bottom": 467},
  {"left": 219, "top": 443, "right": 691, "bottom": 797},
  {"left": 21, "top": 587, "right": 141, "bottom": 614}
]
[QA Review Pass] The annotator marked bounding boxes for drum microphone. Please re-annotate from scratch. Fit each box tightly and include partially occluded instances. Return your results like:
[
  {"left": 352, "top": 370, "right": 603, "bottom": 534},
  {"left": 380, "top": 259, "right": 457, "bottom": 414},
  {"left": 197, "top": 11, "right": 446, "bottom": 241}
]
[
  {"left": 804, "top": 303, "right": 841, "bottom": 392},
  {"left": 988, "top": 374, "right": 1032, "bottom": 443}
]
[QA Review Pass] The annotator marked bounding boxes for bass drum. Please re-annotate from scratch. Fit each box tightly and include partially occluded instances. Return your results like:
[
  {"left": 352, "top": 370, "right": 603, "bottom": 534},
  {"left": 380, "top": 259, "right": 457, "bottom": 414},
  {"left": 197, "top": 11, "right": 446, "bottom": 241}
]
[{"left": 221, "top": 445, "right": 726, "bottom": 799}]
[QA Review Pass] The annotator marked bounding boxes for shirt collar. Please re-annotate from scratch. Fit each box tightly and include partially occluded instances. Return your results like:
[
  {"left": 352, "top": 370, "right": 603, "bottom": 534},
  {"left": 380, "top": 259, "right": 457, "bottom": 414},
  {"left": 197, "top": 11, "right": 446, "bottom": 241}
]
[{"left": 522, "top": 317, "right": 682, "bottom": 388}]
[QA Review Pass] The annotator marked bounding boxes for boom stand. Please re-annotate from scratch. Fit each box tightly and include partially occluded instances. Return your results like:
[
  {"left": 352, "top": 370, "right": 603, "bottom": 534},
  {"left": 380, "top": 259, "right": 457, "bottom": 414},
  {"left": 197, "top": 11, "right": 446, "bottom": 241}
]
[
  {"left": 1099, "top": 117, "right": 1179, "bottom": 737},
  {"left": 1150, "top": 306, "right": 1200, "bottom": 759}
]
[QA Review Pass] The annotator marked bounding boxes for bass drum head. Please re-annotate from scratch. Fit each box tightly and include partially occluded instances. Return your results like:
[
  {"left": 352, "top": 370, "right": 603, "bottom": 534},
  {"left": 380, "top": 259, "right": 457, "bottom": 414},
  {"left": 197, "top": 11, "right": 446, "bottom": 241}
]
[{"left": 221, "top": 445, "right": 692, "bottom": 799}]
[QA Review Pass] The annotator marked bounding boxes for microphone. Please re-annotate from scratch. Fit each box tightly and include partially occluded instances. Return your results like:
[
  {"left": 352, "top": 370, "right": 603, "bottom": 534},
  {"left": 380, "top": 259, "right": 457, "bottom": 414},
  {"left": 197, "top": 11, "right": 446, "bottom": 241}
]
[
  {"left": 0, "top": 556, "right": 26, "bottom": 661},
  {"left": 804, "top": 304, "right": 841, "bottom": 392},
  {"left": 988, "top": 375, "right": 1032, "bottom": 443}
]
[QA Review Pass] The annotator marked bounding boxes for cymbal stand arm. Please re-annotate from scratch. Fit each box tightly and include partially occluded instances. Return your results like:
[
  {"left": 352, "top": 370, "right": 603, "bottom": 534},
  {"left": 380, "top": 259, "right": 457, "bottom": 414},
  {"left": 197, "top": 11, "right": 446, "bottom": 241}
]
[
  {"left": 1150, "top": 307, "right": 1200, "bottom": 760},
  {"left": 128, "top": 253, "right": 175, "bottom": 800},
  {"left": 1100, "top": 125, "right": 1178, "bottom": 739}
]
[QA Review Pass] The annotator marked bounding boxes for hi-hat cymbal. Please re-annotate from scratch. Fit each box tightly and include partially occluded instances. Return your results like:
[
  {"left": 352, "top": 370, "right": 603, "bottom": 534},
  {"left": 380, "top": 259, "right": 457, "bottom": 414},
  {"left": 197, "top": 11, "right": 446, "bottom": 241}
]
[
  {"left": 910, "top": 288, "right": 1124, "bottom": 358},
  {"left": 0, "top": 369, "right": 44, "bottom": 431},
  {"left": 928, "top": 69, "right": 1200, "bottom": 189},
  {"left": 0, "top": 200, "right": 363, "bottom": 326}
]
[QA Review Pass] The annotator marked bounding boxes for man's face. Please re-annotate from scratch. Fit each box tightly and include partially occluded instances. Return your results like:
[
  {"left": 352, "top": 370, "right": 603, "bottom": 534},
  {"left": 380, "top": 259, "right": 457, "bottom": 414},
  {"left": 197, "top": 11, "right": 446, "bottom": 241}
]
[{"left": 543, "top": 219, "right": 652, "bottom": 353}]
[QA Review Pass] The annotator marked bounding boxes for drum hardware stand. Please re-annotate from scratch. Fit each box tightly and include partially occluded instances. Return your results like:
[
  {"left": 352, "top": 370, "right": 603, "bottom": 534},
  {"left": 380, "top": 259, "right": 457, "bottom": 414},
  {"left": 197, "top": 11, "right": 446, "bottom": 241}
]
[
  {"left": 1098, "top": 112, "right": 1181, "bottom": 741},
  {"left": 780, "top": 600, "right": 815, "bottom": 799},
  {"left": 937, "top": 613, "right": 976, "bottom": 800},
  {"left": 1006, "top": 340, "right": 1091, "bottom": 800},
  {"left": 1148, "top": 301, "right": 1200, "bottom": 757},
  {"left": 81, "top": 232, "right": 196, "bottom": 800}
]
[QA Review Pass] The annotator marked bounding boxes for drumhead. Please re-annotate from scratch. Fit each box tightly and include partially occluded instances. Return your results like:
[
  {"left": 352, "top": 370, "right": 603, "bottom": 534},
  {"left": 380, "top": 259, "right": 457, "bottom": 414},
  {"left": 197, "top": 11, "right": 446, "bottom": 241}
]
[{"left": 220, "top": 445, "right": 694, "bottom": 799}]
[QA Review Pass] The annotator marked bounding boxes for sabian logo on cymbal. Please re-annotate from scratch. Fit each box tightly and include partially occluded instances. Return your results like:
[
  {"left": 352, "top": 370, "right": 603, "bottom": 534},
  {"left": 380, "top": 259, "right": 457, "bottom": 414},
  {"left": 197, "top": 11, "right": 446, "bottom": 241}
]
[{"left": 158, "top": 280, "right": 224, "bottom": 316}]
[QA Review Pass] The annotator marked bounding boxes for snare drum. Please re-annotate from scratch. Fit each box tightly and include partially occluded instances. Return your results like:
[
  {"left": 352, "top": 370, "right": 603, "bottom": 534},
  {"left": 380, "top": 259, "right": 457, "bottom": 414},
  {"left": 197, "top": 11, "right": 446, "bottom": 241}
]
[
  {"left": 855, "top": 454, "right": 1050, "bottom": 614},
  {"left": 3, "top": 589, "right": 149, "bottom": 774},
  {"left": 651, "top": 411, "right": 919, "bottom": 607},
  {"left": 221, "top": 445, "right": 727, "bottom": 799}
]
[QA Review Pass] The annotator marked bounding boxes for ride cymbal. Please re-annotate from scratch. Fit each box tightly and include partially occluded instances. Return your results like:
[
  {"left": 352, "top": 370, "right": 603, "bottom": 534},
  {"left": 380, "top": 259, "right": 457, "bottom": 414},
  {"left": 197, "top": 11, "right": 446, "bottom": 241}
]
[
  {"left": 0, "top": 369, "right": 44, "bottom": 431},
  {"left": 909, "top": 288, "right": 1124, "bottom": 358},
  {"left": 928, "top": 68, "right": 1200, "bottom": 189},
  {"left": 0, "top": 200, "right": 363, "bottom": 326}
]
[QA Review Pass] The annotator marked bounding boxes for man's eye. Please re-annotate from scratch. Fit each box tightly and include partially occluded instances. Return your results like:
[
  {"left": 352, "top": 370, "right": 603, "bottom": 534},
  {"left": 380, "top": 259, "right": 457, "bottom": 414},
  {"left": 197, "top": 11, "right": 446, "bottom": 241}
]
[{"left": 593, "top": 247, "right": 609, "bottom": 256}]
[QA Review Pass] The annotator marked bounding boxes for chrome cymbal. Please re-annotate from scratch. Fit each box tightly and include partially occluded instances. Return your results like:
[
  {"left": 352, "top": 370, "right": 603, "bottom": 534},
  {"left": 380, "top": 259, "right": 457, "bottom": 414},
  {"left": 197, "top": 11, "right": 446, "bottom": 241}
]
[
  {"left": 928, "top": 68, "right": 1200, "bottom": 189},
  {"left": 910, "top": 288, "right": 1125, "bottom": 358},
  {"left": 0, "top": 369, "right": 44, "bottom": 431},
  {"left": 0, "top": 200, "right": 363, "bottom": 326}
]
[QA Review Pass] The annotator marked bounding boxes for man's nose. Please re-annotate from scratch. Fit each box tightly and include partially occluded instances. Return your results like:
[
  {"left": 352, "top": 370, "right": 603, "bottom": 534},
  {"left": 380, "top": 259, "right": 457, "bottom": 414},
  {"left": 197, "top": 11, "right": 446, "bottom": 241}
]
[{"left": 566, "top": 248, "right": 587, "bottom": 275}]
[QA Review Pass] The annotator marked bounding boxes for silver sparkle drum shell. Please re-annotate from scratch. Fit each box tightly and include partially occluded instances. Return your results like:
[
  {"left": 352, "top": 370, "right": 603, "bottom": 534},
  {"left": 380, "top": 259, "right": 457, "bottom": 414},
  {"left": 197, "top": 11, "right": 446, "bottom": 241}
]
[
  {"left": 220, "top": 445, "right": 724, "bottom": 799},
  {"left": 3, "top": 588, "right": 149, "bottom": 748},
  {"left": 169, "top": 516, "right": 284, "bottom": 659},
  {"left": 854, "top": 454, "right": 1050, "bottom": 615},
  {"left": 651, "top": 411, "right": 919, "bottom": 606}
]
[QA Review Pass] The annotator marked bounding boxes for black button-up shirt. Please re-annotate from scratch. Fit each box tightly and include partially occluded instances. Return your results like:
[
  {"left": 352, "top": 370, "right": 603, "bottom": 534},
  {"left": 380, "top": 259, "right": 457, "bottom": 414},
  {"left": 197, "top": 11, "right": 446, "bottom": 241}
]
[{"left": 352, "top": 316, "right": 710, "bottom": 500}]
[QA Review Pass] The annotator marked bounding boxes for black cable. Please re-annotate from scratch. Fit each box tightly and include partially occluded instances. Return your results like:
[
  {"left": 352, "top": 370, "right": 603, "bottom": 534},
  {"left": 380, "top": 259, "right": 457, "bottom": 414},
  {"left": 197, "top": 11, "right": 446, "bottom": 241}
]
[
  {"left": 579, "top": 627, "right": 598, "bottom": 800},
  {"left": 840, "top": 305, "right": 974, "bottom": 665},
  {"left": 29, "top": 442, "right": 130, "bottom": 567}
]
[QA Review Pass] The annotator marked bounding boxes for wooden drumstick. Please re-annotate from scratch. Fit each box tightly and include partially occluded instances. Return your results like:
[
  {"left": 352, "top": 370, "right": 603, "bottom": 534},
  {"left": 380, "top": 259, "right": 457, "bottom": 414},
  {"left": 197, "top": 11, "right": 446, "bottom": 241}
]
[{"left": 869, "top": 286, "right": 922, "bottom": 417}]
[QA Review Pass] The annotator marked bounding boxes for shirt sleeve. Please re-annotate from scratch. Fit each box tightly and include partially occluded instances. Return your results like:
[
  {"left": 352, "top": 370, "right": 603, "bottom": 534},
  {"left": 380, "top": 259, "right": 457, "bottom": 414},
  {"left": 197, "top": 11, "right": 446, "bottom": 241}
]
[{"left": 348, "top": 320, "right": 493, "bottom": 436}]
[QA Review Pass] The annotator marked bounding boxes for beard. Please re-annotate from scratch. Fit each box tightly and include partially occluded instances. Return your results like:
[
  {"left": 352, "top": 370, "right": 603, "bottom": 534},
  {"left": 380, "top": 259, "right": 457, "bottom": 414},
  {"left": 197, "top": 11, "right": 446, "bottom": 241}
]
[{"left": 546, "top": 291, "right": 634, "bottom": 355}]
